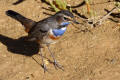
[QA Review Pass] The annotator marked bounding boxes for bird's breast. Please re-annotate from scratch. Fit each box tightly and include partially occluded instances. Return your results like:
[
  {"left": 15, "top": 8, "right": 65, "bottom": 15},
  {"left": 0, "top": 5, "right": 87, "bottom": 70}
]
[
  {"left": 43, "top": 27, "right": 66, "bottom": 44},
  {"left": 42, "top": 22, "right": 70, "bottom": 44},
  {"left": 52, "top": 27, "right": 67, "bottom": 37}
]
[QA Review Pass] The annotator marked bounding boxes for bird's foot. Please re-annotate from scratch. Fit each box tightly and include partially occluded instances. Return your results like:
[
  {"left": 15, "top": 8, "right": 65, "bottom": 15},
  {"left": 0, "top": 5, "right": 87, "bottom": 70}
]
[
  {"left": 53, "top": 60, "right": 64, "bottom": 71},
  {"left": 42, "top": 63, "right": 48, "bottom": 73}
]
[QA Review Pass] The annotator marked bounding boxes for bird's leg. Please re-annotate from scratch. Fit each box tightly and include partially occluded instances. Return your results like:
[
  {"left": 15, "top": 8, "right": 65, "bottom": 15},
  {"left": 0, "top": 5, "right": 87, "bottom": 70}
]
[
  {"left": 38, "top": 48, "right": 48, "bottom": 73},
  {"left": 47, "top": 44, "right": 64, "bottom": 71}
]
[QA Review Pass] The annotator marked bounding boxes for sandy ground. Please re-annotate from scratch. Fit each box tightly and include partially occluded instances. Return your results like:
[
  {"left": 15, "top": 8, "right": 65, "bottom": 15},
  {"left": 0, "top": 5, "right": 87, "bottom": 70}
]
[{"left": 0, "top": 0, "right": 120, "bottom": 80}]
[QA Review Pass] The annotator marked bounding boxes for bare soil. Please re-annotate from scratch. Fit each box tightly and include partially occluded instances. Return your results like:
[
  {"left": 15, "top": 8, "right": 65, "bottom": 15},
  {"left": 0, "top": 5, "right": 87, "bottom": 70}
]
[{"left": 0, "top": 0, "right": 120, "bottom": 80}]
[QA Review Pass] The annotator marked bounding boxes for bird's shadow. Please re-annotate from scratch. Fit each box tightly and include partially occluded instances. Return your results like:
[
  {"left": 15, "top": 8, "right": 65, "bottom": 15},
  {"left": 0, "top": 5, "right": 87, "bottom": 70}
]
[{"left": 0, "top": 34, "right": 39, "bottom": 56}]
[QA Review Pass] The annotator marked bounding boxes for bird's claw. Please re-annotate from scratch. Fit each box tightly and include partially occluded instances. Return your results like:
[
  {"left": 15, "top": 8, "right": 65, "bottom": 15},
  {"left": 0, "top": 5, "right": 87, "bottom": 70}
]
[
  {"left": 42, "top": 64, "right": 48, "bottom": 73},
  {"left": 53, "top": 60, "right": 64, "bottom": 71}
]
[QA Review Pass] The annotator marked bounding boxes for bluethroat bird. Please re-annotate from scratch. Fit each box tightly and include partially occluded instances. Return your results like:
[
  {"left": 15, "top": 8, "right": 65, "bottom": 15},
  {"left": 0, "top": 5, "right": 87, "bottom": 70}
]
[{"left": 6, "top": 10, "right": 79, "bottom": 72}]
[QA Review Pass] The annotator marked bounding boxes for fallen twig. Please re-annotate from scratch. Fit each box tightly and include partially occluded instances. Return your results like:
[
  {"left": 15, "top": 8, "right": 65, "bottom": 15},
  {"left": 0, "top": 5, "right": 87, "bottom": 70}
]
[{"left": 93, "top": 7, "right": 118, "bottom": 26}]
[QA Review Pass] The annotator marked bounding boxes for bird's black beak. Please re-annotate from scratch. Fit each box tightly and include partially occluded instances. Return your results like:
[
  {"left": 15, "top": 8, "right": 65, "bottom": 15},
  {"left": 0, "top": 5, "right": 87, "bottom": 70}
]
[
  {"left": 67, "top": 17, "right": 80, "bottom": 24},
  {"left": 71, "top": 17, "right": 80, "bottom": 24},
  {"left": 72, "top": 19, "right": 80, "bottom": 24}
]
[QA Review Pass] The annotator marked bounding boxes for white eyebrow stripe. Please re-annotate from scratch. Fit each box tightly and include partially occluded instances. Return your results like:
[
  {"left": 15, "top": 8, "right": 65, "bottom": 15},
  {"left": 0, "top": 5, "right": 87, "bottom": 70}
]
[{"left": 64, "top": 15, "right": 72, "bottom": 19}]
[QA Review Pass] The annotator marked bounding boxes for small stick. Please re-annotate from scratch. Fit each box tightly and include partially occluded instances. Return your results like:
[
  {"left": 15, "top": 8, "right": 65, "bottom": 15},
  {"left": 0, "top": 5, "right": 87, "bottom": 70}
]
[{"left": 93, "top": 7, "right": 118, "bottom": 26}]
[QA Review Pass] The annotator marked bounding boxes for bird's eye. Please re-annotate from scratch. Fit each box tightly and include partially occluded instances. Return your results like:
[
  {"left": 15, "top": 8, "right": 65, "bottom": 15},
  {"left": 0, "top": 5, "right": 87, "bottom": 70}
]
[{"left": 63, "top": 17, "right": 68, "bottom": 20}]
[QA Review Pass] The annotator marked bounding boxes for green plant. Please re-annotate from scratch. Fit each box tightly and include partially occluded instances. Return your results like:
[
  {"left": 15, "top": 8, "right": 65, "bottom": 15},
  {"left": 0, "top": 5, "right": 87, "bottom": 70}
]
[
  {"left": 85, "top": 0, "right": 91, "bottom": 14},
  {"left": 45, "top": 0, "right": 72, "bottom": 12},
  {"left": 114, "top": 1, "right": 120, "bottom": 12}
]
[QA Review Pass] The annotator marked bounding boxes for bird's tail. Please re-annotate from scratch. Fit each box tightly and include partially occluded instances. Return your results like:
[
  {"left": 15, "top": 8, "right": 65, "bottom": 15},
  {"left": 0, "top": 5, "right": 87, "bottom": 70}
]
[{"left": 6, "top": 10, "right": 36, "bottom": 33}]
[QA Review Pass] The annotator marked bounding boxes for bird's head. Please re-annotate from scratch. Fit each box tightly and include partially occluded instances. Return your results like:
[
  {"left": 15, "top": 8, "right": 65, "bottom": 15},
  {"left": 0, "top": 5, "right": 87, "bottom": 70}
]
[
  {"left": 50, "top": 10, "right": 79, "bottom": 37},
  {"left": 54, "top": 10, "right": 79, "bottom": 25}
]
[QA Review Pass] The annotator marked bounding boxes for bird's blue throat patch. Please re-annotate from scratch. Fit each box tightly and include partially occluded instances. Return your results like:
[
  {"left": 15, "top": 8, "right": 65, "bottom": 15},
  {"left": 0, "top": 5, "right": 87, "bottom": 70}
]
[
  {"left": 52, "top": 22, "right": 70, "bottom": 36},
  {"left": 52, "top": 27, "right": 67, "bottom": 36},
  {"left": 60, "top": 22, "right": 70, "bottom": 27}
]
